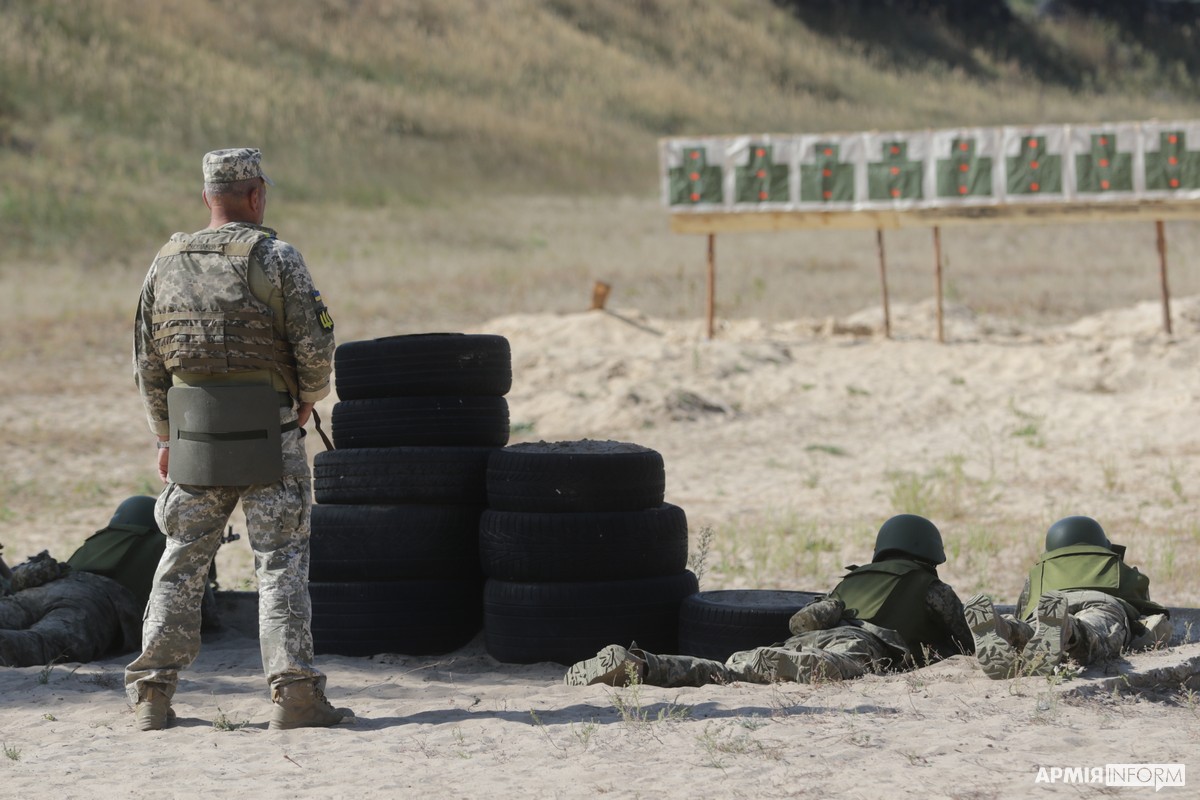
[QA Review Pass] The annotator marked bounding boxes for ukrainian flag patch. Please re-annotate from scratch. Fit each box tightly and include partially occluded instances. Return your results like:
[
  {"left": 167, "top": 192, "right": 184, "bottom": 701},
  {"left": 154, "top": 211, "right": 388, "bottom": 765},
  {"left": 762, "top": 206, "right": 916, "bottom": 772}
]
[{"left": 312, "top": 290, "right": 334, "bottom": 332}]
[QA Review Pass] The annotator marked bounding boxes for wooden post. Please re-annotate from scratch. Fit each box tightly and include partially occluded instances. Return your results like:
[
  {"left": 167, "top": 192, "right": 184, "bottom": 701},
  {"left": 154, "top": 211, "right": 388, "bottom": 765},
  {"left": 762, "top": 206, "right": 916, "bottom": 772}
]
[
  {"left": 1156, "top": 220, "right": 1173, "bottom": 336},
  {"left": 590, "top": 281, "right": 611, "bottom": 311},
  {"left": 933, "top": 225, "right": 945, "bottom": 343},
  {"left": 876, "top": 228, "right": 892, "bottom": 339},
  {"left": 706, "top": 232, "right": 716, "bottom": 340}
]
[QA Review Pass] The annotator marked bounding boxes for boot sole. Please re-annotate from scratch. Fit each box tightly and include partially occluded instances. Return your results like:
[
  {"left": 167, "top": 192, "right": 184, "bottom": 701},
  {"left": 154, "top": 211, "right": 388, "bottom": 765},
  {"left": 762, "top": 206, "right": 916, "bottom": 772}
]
[
  {"left": 1022, "top": 591, "right": 1070, "bottom": 676},
  {"left": 964, "top": 595, "right": 1019, "bottom": 680},
  {"left": 564, "top": 646, "right": 633, "bottom": 687}
]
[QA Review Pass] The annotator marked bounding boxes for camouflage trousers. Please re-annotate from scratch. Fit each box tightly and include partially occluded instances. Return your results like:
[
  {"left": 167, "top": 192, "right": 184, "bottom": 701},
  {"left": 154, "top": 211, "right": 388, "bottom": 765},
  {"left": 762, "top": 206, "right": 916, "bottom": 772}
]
[
  {"left": 1004, "top": 590, "right": 1133, "bottom": 665},
  {"left": 644, "top": 626, "right": 894, "bottom": 688},
  {"left": 0, "top": 573, "right": 141, "bottom": 667},
  {"left": 125, "top": 422, "right": 322, "bottom": 703}
]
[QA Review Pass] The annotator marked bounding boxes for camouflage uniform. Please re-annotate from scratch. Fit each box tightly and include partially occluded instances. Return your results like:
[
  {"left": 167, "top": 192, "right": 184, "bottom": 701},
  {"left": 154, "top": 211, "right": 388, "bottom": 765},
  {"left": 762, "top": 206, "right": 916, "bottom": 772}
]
[
  {"left": 125, "top": 150, "right": 335, "bottom": 705},
  {"left": 968, "top": 543, "right": 1172, "bottom": 678},
  {"left": 0, "top": 554, "right": 141, "bottom": 667},
  {"left": 639, "top": 579, "right": 971, "bottom": 688},
  {"left": 567, "top": 560, "right": 974, "bottom": 688}
]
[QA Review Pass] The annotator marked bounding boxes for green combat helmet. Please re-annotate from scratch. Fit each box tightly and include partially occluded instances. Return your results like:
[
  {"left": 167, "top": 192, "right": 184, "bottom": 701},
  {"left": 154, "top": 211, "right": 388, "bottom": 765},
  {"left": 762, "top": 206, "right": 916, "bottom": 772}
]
[
  {"left": 1044, "top": 515, "right": 1110, "bottom": 552},
  {"left": 109, "top": 495, "right": 159, "bottom": 531},
  {"left": 872, "top": 514, "right": 946, "bottom": 565}
]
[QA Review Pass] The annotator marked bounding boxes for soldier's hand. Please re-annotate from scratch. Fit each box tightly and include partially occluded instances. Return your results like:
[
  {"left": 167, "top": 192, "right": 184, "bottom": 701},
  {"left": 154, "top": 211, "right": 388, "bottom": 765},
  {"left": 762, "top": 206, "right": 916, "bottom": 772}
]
[
  {"left": 297, "top": 401, "right": 314, "bottom": 428},
  {"left": 157, "top": 442, "right": 170, "bottom": 483}
]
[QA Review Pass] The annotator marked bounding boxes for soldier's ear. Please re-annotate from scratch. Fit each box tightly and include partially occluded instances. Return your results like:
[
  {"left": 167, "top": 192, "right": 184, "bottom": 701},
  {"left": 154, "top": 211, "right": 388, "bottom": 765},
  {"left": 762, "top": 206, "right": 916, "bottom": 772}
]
[
  {"left": 248, "top": 183, "right": 265, "bottom": 215},
  {"left": 202, "top": 189, "right": 212, "bottom": 211}
]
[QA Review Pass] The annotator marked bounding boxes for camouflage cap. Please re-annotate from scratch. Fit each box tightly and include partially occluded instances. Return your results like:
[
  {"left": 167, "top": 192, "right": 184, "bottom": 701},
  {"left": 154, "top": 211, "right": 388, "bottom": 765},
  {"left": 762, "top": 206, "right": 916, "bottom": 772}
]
[{"left": 202, "top": 147, "right": 274, "bottom": 185}]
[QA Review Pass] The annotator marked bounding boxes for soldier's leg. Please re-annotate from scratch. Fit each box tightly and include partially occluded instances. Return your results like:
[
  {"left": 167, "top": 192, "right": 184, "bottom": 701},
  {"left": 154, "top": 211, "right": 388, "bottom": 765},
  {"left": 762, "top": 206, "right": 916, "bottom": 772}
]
[
  {"left": 566, "top": 644, "right": 738, "bottom": 688},
  {"left": 241, "top": 425, "right": 321, "bottom": 689},
  {"left": 0, "top": 575, "right": 126, "bottom": 666},
  {"left": 0, "top": 594, "right": 36, "bottom": 631},
  {"left": 0, "top": 591, "right": 54, "bottom": 666},
  {"left": 125, "top": 485, "right": 234, "bottom": 703},
  {"left": 644, "top": 651, "right": 742, "bottom": 687},
  {"left": 725, "top": 628, "right": 890, "bottom": 684},
  {"left": 1064, "top": 592, "right": 1131, "bottom": 664}
]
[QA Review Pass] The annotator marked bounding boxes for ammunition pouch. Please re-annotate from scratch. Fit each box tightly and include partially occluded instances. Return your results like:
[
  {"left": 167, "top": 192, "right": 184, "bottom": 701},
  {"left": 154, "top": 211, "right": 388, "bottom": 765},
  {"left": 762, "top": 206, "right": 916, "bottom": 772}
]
[{"left": 167, "top": 385, "right": 290, "bottom": 486}]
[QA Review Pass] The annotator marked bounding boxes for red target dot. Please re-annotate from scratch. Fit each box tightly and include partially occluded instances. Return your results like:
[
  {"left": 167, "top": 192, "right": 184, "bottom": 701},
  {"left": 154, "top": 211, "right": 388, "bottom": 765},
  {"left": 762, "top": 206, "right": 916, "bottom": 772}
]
[
  {"left": 1031, "top": 161, "right": 1040, "bottom": 170},
  {"left": 959, "top": 142, "right": 969, "bottom": 151},
  {"left": 1170, "top": 178, "right": 1180, "bottom": 188},
  {"left": 958, "top": 185, "right": 968, "bottom": 195},
  {"left": 823, "top": 168, "right": 832, "bottom": 178},
  {"left": 824, "top": 148, "right": 833, "bottom": 157},
  {"left": 689, "top": 151, "right": 700, "bottom": 160},
  {"left": 689, "top": 172, "right": 699, "bottom": 181},
  {"left": 1028, "top": 138, "right": 1038, "bottom": 149},
  {"left": 823, "top": 190, "right": 832, "bottom": 199},
  {"left": 1169, "top": 135, "right": 1178, "bottom": 144},
  {"left": 890, "top": 188, "right": 901, "bottom": 198},
  {"left": 1169, "top": 156, "right": 1178, "bottom": 166},
  {"left": 690, "top": 192, "right": 700, "bottom": 201},
  {"left": 1101, "top": 179, "right": 1110, "bottom": 190},
  {"left": 1030, "top": 182, "right": 1040, "bottom": 192},
  {"left": 890, "top": 166, "right": 900, "bottom": 176},
  {"left": 890, "top": 146, "right": 900, "bottom": 155},
  {"left": 959, "top": 163, "right": 969, "bottom": 172},
  {"left": 755, "top": 148, "right": 765, "bottom": 157},
  {"left": 758, "top": 190, "right": 768, "bottom": 200},
  {"left": 756, "top": 169, "right": 766, "bottom": 179},
  {"left": 1100, "top": 137, "right": 1108, "bottom": 146},
  {"left": 1099, "top": 159, "right": 1109, "bottom": 168}
]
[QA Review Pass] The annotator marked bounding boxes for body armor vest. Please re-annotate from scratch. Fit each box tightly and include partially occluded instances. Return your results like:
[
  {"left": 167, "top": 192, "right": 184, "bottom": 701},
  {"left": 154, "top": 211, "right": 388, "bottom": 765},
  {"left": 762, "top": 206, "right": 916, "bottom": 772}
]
[
  {"left": 67, "top": 523, "right": 166, "bottom": 609},
  {"left": 829, "top": 559, "right": 943, "bottom": 660},
  {"left": 1020, "top": 544, "right": 1168, "bottom": 619},
  {"left": 150, "top": 225, "right": 298, "bottom": 396}
]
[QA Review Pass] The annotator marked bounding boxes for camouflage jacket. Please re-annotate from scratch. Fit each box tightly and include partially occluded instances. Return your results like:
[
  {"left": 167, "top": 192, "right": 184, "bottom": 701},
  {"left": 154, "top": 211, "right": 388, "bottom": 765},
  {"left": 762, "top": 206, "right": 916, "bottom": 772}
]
[{"left": 133, "top": 222, "right": 335, "bottom": 435}]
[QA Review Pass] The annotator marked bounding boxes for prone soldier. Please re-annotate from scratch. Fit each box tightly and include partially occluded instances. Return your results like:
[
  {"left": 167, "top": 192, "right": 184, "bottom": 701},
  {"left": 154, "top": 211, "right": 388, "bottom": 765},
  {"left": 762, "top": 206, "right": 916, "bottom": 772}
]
[{"left": 566, "top": 514, "right": 974, "bottom": 687}]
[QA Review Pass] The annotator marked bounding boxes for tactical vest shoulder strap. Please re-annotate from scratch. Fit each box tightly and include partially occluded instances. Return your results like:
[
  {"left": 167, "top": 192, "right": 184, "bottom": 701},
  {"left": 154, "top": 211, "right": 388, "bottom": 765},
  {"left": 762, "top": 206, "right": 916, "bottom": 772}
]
[{"left": 156, "top": 240, "right": 261, "bottom": 259}]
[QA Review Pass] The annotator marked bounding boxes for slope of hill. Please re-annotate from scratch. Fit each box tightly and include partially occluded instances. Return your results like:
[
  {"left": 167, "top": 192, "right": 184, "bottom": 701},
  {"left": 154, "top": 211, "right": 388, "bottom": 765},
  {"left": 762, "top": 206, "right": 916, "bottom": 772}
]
[{"left": 4, "top": 0, "right": 1200, "bottom": 262}]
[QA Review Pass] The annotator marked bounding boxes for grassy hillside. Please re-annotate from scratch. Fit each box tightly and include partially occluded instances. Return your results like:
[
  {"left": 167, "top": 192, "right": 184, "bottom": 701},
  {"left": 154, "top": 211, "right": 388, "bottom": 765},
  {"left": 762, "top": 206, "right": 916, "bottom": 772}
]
[{"left": 4, "top": 0, "right": 1200, "bottom": 265}]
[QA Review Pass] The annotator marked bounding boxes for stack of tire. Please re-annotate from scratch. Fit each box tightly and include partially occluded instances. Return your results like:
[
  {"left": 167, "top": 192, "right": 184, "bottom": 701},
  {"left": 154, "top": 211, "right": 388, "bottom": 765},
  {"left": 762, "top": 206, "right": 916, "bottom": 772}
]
[
  {"left": 308, "top": 333, "right": 511, "bottom": 657},
  {"left": 480, "top": 440, "right": 698, "bottom": 665}
]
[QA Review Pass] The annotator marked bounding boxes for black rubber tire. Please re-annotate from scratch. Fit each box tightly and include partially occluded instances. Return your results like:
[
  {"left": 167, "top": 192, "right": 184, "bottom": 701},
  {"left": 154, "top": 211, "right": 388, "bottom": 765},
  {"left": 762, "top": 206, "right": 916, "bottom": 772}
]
[
  {"left": 334, "top": 333, "right": 512, "bottom": 399},
  {"left": 478, "top": 504, "right": 689, "bottom": 581},
  {"left": 482, "top": 571, "right": 698, "bottom": 665},
  {"left": 331, "top": 396, "right": 510, "bottom": 448},
  {"left": 313, "top": 446, "right": 496, "bottom": 506},
  {"left": 309, "top": 503, "right": 483, "bottom": 581},
  {"left": 677, "top": 589, "right": 822, "bottom": 662},
  {"left": 486, "top": 440, "right": 665, "bottom": 513},
  {"left": 310, "top": 579, "right": 483, "bottom": 657}
]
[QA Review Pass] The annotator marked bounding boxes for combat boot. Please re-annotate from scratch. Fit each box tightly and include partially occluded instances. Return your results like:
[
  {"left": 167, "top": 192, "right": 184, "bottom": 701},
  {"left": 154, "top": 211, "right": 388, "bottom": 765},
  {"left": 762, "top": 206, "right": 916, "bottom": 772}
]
[
  {"left": 269, "top": 680, "right": 352, "bottom": 730},
  {"left": 564, "top": 643, "right": 647, "bottom": 687},
  {"left": 964, "top": 594, "right": 1019, "bottom": 680},
  {"left": 134, "top": 686, "right": 174, "bottom": 732},
  {"left": 1021, "top": 591, "right": 1070, "bottom": 676}
]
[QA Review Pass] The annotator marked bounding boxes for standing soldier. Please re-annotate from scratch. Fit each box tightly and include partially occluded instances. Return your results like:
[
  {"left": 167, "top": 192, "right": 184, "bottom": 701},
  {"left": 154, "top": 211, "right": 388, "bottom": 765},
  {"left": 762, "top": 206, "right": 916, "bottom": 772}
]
[
  {"left": 125, "top": 148, "right": 349, "bottom": 731},
  {"left": 566, "top": 514, "right": 974, "bottom": 687}
]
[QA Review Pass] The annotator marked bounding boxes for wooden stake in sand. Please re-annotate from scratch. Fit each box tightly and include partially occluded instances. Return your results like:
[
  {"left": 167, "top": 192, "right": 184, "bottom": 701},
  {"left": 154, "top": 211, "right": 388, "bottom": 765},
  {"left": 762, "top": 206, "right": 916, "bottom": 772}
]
[
  {"left": 933, "top": 225, "right": 944, "bottom": 344},
  {"left": 706, "top": 233, "right": 716, "bottom": 340},
  {"left": 1156, "top": 220, "right": 1173, "bottom": 336},
  {"left": 590, "top": 281, "right": 611, "bottom": 311},
  {"left": 876, "top": 228, "right": 892, "bottom": 339}
]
